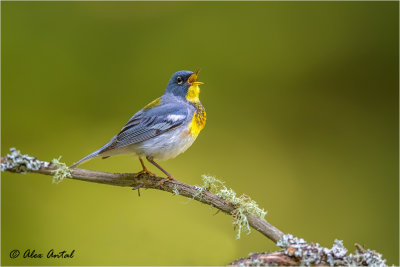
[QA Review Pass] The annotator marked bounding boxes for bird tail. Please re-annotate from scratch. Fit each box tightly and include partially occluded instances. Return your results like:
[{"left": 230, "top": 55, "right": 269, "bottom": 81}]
[
  {"left": 70, "top": 150, "right": 100, "bottom": 168},
  {"left": 70, "top": 136, "right": 118, "bottom": 168}
]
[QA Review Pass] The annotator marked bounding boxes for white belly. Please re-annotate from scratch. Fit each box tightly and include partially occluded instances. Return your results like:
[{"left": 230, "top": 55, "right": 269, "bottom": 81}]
[{"left": 103, "top": 126, "right": 197, "bottom": 161}]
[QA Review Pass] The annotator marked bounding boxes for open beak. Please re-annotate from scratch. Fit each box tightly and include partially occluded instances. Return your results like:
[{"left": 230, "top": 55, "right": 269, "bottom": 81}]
[{"left": 187, "top": 69, "right": 204, "bottom": 85}]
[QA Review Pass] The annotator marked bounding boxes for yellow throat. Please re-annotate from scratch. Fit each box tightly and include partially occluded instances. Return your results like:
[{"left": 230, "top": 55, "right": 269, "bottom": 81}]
[{"left": 186, "top": 84, "right": 200, "bottom": 103}]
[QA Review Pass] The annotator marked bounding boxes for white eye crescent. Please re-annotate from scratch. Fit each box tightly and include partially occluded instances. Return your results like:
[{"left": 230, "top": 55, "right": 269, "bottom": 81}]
[{"left": 176, "top": 76, "right": 183, "bottom": 84}]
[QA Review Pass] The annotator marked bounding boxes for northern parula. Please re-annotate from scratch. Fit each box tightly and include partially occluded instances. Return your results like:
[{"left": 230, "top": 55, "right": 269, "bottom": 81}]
[{"left": 71, "top": 70, "right": 206, "bottom": 181}]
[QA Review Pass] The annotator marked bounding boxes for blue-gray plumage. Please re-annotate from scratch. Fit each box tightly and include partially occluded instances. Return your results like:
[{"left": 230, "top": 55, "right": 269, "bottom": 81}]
[{"left": 71, "top": 70, "right": 206, "bottom": 181}]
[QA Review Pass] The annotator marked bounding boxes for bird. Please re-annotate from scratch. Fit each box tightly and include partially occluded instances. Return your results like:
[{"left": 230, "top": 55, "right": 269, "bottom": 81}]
[{"left": 71, "top": 69, "right": 206, "bottom": 182}]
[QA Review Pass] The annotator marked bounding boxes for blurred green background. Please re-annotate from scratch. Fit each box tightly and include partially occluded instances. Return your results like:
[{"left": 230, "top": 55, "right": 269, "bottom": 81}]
[{"left": 2, "top": 1, "right": 398, "bottom": 266}]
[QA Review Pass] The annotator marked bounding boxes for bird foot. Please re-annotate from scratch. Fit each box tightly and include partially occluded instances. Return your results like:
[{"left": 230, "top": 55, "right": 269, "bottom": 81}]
[{"left": 135, "top": 169, "right": 156, "bottom": 178}]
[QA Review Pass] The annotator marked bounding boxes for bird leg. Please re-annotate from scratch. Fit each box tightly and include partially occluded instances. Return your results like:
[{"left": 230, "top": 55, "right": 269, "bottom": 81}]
[
  {"left": 134, "top": 157, "right": 156, "bottom": 177},
  {"left": 146, "top": 156, "right": 178, "bottom": 184}
]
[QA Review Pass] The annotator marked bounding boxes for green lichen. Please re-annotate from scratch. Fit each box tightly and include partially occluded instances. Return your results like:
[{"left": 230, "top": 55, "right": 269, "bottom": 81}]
[
  {"left": 201, "top": 174, "right": 225, "bottom": 192},
  {"left": 192, "top": 186, "right": 205, "bottom": 201},
  {"left": 231, "top": 206, "right": 250, "bottom": 239},
  {"left": 200, "top": 175, "right": 267, "bottom": 239},
  {"left": 216, "top": 187, "right": 236, "bottom": 200},
  {"left": 172, "top": 185, "right": 180, "bottom": 195},
  {"left": 51, "top": 157, "right": 72, "bottom": 184}
]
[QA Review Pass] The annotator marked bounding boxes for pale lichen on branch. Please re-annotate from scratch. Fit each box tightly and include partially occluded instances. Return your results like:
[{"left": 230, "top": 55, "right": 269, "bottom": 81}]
[
  {"left": 50, "top": 157, "right": 72, "bottom": 184},
  {"left": 1, "top": 148, "right": 389, "bottom": 266},
  {"left": 172, "top": 185, "right": 180, "bottom": 195},
  {"left": 1, "top": 148, "right": 71, "bottom": 184},
  {"left": 0, "top": 147, "right": 50, "bottom": 172},
  {"left": 276, "top": 234, "right": 387, "bottom": 266},
  {"left": 1, "top": 148, "right": 280, "bottom": 243},
  {"left": 230, "top": 235, "right": 388, "bottom": 266},
  {"left": 199, "top": 175, "right": 267, "bottom": 239}
]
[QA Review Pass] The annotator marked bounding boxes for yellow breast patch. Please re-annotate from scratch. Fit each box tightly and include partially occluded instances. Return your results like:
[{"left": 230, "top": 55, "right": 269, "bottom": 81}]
[{"left": 189, "top": 103, "right": 206, "bottom": 137}]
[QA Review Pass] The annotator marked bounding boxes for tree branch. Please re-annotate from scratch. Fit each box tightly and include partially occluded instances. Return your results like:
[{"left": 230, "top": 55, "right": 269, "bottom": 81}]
[
  {"left": 229, "top": 251, "right": 301, "bottom": 266},
  {"left": 1, "top": 148, "right": 389, "bottom": 266},
  {"left": 1, "top": 153, "right": 284, "bottom": 243}
]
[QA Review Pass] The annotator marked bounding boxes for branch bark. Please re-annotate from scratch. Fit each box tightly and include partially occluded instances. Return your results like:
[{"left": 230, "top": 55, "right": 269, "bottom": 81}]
[
  {"left": 229, "top": 251, "right": 301, "bottom": 266},
  {"left": 2, "top": 150, "right": 388, "bottom": 266},
  {"left": 1, "top": 156, "right": 285, "bottom": 244}
]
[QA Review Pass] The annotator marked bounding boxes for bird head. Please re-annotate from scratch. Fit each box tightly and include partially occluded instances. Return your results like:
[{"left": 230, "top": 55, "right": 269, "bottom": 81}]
[{"left": 165, "top": 70, "right": 204, "bottom": 103}]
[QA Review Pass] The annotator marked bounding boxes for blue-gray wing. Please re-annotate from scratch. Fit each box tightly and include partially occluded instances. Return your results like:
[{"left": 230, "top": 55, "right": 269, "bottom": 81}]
[{"left": 99, "top": 103, "right": 189, "bottom": 153}]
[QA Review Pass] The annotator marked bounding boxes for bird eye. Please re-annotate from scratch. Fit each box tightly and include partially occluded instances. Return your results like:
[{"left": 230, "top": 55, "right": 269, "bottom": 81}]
[{"left": 176, "top": 76, "right": 183, "bottom": 84}]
